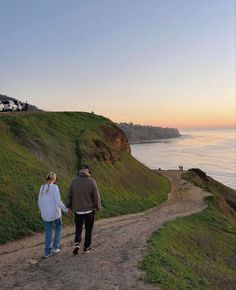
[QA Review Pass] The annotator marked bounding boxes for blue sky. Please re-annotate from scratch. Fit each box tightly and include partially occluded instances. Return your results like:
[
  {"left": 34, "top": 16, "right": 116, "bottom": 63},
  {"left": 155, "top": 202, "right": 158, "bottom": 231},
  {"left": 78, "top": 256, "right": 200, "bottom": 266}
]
[{"left": 0, "top": 0, "right": 235, "bottom": 128}]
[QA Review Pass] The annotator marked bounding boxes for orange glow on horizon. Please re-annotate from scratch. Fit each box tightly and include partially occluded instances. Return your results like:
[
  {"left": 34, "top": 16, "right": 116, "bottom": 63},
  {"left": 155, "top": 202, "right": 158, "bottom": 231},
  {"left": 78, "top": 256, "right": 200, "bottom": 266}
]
[
  {"left": 107, "top": 99, "right": 235, "bottom": 130},
  {"left": 113, "top": 117, "right": 235, "bottom": 130}
]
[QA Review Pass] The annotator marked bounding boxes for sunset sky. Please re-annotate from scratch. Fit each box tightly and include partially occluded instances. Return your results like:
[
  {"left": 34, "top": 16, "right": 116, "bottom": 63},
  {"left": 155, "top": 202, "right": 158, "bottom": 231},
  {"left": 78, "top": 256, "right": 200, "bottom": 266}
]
[{"left": 0, "top": 0, "right": 235, "bottom": 129}]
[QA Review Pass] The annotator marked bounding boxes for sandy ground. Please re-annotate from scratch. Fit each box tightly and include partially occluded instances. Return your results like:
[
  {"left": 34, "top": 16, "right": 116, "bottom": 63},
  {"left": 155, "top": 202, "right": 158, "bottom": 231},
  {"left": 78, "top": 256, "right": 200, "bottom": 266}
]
[{"left": 0, "top": 170, "right": 210, "bottom": 290}]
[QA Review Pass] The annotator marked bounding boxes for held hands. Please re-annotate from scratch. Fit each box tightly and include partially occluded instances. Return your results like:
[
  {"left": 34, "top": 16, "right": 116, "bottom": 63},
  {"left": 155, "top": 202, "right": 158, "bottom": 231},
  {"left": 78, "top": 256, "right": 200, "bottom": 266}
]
[{"left": 96, "top": 206, "right": 101, "bottom": 212}]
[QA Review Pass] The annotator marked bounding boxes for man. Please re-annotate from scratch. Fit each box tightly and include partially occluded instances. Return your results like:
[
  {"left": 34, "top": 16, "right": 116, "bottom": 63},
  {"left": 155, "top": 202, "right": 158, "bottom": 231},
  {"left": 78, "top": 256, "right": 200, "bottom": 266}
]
[
  {"left": 24, "top": 101, "right": 29, "bottom": 112},
  {"left": 66, "top": 165, "right": 101, "bottom": 254}
]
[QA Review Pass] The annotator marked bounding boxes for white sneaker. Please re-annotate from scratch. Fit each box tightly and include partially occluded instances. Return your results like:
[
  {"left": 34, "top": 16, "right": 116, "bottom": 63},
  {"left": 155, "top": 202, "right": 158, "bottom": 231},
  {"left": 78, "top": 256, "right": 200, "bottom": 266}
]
[
  {"left": 83, "top": 247, "right": 94, "bottom": 254},
  {"left": 43, "top": 253, "right": 52, "bottom": 258},
  {"left": 52, "top": 248, "right": 61, "bottom": 253}
]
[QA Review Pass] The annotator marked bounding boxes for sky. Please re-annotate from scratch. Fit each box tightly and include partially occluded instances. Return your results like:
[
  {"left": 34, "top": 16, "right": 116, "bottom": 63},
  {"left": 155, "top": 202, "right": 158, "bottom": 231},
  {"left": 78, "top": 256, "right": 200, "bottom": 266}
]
[{"left": 0, "top": 0, "right": 235, "bottom": 129}]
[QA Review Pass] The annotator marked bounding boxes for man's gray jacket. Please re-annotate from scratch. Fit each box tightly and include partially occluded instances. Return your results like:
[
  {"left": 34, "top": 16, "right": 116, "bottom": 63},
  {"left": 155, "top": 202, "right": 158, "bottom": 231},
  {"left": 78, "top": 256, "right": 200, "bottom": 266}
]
[{"left": 66, "top": 173, "right": 101, "bottom": 212}]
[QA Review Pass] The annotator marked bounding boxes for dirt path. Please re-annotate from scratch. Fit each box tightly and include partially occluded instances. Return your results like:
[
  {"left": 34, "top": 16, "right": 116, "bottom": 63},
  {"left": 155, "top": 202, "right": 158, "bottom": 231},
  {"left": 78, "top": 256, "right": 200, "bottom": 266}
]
[{"left": 0, "top": 170, "right": 210, "bottom": 290}]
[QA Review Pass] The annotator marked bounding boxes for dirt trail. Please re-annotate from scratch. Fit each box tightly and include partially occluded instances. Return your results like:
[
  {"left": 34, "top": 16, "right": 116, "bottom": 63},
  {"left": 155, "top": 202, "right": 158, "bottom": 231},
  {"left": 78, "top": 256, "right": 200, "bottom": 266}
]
[{"left": 0, "top": 170, "right": 210, "bottom": 290}]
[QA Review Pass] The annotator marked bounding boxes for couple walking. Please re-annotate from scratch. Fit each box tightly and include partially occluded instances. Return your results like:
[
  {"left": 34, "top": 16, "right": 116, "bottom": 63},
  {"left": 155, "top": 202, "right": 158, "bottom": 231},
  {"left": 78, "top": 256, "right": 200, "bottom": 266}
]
[{"left": 38, "top": 165, "right": 101, "bottom": 258}]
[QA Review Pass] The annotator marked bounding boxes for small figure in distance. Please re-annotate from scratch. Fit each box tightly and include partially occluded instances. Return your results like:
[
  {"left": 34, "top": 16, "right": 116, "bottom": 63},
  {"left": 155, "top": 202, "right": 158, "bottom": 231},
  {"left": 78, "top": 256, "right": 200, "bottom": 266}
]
[
  {"left": 38, "top": 172, "right": 69, "bottom": 258},
  {"left": 179, "top": 165, "right": 184, "bottom": 171},
  {"left": 24, "top": 101, "right": 29, "bottom": 112},
  {"left": 66, "top": 164, "right": 101, "bottom": 255}
]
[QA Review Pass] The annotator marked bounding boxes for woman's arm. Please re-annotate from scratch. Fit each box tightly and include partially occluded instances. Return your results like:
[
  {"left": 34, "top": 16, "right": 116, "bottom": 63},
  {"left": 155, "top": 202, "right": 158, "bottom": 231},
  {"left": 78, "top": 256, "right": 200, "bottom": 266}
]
[{"left": 54, "top": 186, "right": 68, "bottom": 212}]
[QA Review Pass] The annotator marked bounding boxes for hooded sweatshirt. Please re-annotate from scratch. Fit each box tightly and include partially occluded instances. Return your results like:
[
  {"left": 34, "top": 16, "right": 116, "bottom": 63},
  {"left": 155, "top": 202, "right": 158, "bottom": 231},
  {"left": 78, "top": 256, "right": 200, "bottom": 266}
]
[{"left": 66, "top": 172, "right": 101, "bottom": 212}]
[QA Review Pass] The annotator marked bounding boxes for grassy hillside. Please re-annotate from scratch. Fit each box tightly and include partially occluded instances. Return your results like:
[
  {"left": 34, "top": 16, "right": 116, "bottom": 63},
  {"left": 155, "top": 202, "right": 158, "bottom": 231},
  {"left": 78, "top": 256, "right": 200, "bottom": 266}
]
[
  {"left": 0, "top": 112, "right": 171, "bottom": 244},
  {"left": 141, "top": 169, "right": 236, "bottom": 290}
]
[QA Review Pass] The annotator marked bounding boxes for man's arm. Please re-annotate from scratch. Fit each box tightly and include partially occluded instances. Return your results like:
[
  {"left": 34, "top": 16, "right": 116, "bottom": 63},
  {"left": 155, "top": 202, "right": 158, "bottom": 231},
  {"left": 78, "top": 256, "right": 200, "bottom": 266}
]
[
  {"left": 91, "top": 179, "right": 101, "bottom": 211},
  {"left": 66, "top": 182, "right": 73, "bottom": 209}
]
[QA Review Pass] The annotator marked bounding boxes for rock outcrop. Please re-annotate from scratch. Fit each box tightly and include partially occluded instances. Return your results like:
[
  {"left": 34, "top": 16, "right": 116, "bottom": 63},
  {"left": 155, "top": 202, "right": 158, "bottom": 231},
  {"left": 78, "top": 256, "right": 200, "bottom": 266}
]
[{"left": 78, "top": 123, "right": 131, "bottom": 163}]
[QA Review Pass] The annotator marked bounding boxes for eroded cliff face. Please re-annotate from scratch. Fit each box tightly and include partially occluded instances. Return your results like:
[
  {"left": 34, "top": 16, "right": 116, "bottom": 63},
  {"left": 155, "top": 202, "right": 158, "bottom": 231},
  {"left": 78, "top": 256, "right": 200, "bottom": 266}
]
[
  {"left": 78, "top": 123, "right": 131, "bottom": 163},
  {"left": 99, "top": 124, "right": 131, "bottom": 154}
]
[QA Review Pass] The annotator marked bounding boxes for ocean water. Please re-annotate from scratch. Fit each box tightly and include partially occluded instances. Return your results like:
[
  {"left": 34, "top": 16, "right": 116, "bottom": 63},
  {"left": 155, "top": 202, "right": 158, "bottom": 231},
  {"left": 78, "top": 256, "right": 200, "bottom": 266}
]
[{"left": 131, "top": 129, "right": 236, "bottom": 189}]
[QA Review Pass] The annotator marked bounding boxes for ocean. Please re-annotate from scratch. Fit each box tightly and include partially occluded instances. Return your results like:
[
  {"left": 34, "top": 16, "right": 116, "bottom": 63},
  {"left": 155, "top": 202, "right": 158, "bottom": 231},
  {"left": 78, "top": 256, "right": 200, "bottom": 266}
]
[{"left": 130, "top": 129, "right": 236, "bottom": 189}]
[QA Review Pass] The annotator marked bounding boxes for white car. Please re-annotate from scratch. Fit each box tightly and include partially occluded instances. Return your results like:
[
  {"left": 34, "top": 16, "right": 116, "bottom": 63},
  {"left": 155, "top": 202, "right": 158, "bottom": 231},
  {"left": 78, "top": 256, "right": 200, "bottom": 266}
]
[
  {"left": 0, "top": 101, "right": 4, "bottom": 112},
  {"left": 13, "top": 100, "right": 22, "bottom": 111},
  {"left": 2, "top": 100, "right": 17, "bottom": 111}
]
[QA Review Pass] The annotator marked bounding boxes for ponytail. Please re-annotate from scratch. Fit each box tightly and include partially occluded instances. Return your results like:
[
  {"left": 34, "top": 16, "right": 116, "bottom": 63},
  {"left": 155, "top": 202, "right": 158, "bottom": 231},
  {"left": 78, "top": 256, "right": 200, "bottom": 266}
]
[
  {"left": 46, "top": 183, "right": 50, "bottom": 193},
  {"left": 41, "top": 171, "right": 56, "bottom": 194}
]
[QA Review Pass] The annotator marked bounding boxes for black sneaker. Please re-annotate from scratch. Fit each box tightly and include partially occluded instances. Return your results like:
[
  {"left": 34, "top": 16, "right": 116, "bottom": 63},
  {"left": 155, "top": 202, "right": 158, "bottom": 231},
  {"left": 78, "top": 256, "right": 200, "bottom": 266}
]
[
  {"left": 83, "top": 247, "right": 94, "bottom": 254},
  {"left": 73, "top": 243, "right": 80, "bottom": 255}
]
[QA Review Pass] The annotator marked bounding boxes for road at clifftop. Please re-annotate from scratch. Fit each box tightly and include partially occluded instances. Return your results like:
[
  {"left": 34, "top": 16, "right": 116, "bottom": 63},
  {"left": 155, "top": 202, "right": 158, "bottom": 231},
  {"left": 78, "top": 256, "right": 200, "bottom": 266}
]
[{"left": 0, "top": 170, "right": 210, "bottom": 290}]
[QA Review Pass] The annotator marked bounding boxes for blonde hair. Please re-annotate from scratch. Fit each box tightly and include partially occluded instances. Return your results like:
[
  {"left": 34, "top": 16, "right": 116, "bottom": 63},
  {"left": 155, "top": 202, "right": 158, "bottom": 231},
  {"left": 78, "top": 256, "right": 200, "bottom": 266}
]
[
  {"left": 46, "top": 171, "right": 56, "bottom": 181},
  {"left": 41, "top": 172, "right": 56, "bottom": 193}
]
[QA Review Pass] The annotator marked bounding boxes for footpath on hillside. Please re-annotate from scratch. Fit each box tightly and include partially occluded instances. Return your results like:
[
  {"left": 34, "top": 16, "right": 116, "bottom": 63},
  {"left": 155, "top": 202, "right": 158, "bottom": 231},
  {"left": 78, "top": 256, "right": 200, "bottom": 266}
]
[{"left": 0, "top": 170, "right": 211, "bottom": 290}]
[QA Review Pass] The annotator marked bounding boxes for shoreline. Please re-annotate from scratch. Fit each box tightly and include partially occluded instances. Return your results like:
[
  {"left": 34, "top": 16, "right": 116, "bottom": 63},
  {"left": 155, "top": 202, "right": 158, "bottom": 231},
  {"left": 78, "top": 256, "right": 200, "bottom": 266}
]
[
  {"left": 130, "top": 130, "right": 236, "bottom": 190},
  {"left": 129, "top": 136, "right": 181, "bottom": 145}
]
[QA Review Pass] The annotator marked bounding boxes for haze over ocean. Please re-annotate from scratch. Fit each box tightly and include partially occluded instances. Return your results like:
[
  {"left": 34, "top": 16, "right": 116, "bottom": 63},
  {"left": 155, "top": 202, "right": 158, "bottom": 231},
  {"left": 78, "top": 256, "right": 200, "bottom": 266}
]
[{"left": 131, "top": 129, "right": 236, "bottom": 189}]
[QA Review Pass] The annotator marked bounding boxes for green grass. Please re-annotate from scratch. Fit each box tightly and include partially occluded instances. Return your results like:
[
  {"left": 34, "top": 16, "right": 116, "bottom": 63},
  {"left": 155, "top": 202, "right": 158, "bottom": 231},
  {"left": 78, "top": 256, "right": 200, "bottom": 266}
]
[
  {"left": 141, "top": 171, "right": 236, "bottom": 290},
  {"left": 93, "top": 154, "right": 169, "bottom": 218},
  {"left": 0, "top": 112, "right": 171, "bottom": 243}
]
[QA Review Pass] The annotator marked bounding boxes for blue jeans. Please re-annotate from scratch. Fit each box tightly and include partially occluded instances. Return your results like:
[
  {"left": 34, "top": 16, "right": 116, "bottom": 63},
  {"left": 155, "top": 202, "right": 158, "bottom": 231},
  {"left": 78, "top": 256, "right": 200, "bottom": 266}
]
[{"left": 44, "top": 218, "right": 62, "bottom": 256}]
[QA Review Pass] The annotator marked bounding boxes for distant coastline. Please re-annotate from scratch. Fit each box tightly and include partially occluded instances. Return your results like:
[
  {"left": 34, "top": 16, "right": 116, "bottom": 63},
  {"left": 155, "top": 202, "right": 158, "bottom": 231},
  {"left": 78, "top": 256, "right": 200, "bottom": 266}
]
[{"left": 118, "top": 122, "right": 181, "bottom": 143}]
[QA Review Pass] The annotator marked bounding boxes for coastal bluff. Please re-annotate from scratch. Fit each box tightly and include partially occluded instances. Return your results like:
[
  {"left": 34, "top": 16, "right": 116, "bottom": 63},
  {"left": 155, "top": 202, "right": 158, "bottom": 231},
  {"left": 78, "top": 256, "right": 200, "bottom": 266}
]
[
  {"left": 118, "top": 122, "right": 180, "bottom": 143},
  {"left": 0, "top": 111, "right": 170, "bottom": 244}
]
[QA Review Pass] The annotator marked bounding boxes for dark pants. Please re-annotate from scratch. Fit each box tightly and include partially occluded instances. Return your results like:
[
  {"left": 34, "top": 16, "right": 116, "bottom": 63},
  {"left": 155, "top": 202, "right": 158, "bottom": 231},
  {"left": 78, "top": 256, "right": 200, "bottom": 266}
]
[{"left": 74, "top": 211, "right": 95, "bottom": 248}]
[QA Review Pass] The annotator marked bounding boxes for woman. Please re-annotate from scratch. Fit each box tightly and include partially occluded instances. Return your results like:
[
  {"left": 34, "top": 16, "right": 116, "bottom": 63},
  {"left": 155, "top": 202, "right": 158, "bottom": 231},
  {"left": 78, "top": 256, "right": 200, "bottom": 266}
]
[{"left": 38, "top": 172, "right": 68, "bottom": 258}]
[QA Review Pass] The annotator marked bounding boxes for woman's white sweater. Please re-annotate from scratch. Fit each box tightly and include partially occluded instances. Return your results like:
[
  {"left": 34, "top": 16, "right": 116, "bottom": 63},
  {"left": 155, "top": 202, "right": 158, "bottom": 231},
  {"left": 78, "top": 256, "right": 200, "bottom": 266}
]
[{"left": 38, "top": 183, "right": 68, "bottom": 222}]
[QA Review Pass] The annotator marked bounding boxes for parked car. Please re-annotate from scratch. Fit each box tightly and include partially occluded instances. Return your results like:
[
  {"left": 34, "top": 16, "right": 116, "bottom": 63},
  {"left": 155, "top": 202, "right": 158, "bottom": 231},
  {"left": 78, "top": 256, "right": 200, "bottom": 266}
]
[
  {"left": 13, "top": 100, "right": 22, "bottom": 111},
  {"left": 0, "top": 101, "right": 4, "bottom": 112},
  {"left": 2, "top": 100, "right": 17, "bottom": 111}
]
